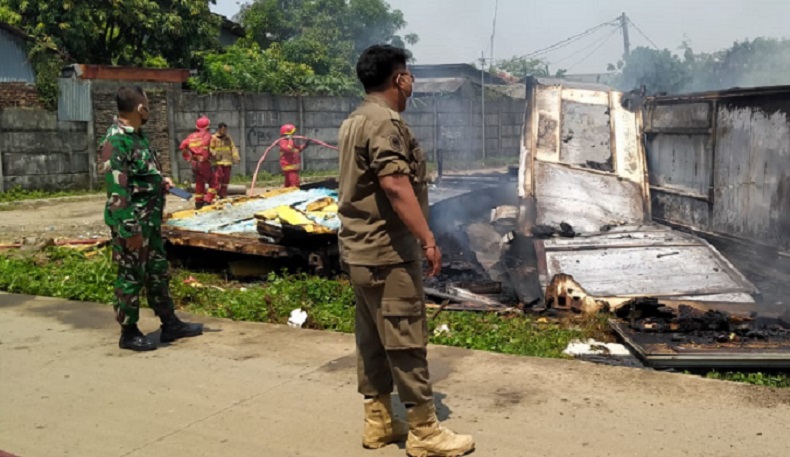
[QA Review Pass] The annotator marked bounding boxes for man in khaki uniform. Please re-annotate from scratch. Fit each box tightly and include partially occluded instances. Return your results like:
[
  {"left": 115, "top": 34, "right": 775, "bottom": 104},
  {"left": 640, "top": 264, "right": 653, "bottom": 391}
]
[{"left": 338, "top": 45, "right": 475, "bottom": 457}]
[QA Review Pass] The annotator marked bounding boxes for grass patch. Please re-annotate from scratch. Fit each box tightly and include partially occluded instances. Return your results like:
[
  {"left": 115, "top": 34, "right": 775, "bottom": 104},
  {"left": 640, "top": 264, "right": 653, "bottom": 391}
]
[
  {"left": 0, "top": 186, "right": 100, "bottom": 204},
  {"left": 4, "top": 247, "right": 790, "bottom": 386},
  {"left": 706, "top": 371, "right": 790, "bottom": 388},
  {"left": 0, "top": 247, "right": 587, "bottom": 358}
]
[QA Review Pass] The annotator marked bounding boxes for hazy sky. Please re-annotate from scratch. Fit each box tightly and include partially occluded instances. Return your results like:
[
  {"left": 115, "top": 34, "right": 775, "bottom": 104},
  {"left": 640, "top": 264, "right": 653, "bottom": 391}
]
[{"left": 212, "top": 0, "right": 790, "bottom": 74}]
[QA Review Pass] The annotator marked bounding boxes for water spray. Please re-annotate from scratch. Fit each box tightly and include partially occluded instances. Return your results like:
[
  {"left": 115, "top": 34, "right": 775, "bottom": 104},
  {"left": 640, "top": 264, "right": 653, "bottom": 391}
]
[{"left": 248, "top": 135, "right": 339, "bottom": 195}]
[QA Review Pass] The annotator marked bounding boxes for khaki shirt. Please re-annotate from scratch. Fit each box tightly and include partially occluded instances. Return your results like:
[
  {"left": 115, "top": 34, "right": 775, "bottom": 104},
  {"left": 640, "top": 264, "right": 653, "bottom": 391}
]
[
  {"left": 337, "top": 94, "right": 429, "bottom": 266},
  {"left": 210, "top": 133, "right": 239, "bottom": 166}
]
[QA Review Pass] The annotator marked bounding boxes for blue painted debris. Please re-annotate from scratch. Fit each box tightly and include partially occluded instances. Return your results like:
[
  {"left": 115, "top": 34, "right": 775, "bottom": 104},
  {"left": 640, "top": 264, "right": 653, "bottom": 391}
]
[{"left": 165, "top": 188, "right": 339, "bottom": 235}]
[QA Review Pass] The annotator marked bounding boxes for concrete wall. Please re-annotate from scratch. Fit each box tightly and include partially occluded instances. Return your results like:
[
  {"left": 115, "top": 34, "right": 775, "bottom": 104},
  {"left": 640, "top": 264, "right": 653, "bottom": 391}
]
[
  {"left": 173, "top": 92, "right": 525, "bottom": 178},
  {"left": 91, "top": 80, "right": 180, "bottom": 179},
  {"left": 0, "top": 87, "right": 525, "bottom": 192},
  {"left": 0, "top": 109, "right": 90, "bottom": 191}
]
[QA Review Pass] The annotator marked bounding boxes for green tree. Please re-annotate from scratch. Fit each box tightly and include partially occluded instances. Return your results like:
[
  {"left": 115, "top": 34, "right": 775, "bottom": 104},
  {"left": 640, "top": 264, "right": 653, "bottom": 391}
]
[
  {"left": 492, "top": 56, "right": 568, "bottom": 79},
  {"left": 237, "top": 0, "right": 418, "bottom": 76},
  {"left": 611, "top": 47, "right": 690, "bottom": 95},
  {"left": 189, "top": 42, "right": 359, "bottom": 96},
  {"left": 0, "top": 0, "right": 221, "bottom": 67}
]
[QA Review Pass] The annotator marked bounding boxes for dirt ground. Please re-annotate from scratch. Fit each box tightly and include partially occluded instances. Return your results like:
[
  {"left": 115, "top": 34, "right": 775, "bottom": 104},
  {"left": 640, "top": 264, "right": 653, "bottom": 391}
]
[{"left": 0, "top": 195, "right": 193, "bottom": 244}]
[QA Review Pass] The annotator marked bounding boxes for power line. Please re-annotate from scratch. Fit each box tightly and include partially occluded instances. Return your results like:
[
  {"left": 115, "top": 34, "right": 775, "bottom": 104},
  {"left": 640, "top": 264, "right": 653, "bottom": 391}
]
[
  {"left": 567, "top": 27, "right": 620, "bottom": 71},
  {"left": 521, "top": 18, "right": 620, "bottom": 59},
  {"left": 552, "top": 27, "right": 620, "bottom": 65},
  {"left": 627, "top": 17, "right": 660, "bottom": 50},
  {"left": 490, "top": 0, "right": 500, "bottom": 63}
]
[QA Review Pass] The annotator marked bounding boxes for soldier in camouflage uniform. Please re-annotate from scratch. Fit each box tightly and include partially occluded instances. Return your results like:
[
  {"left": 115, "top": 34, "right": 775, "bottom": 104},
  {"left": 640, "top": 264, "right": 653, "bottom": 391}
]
[{"left": 99, "top": 86, "right": 203, "bottom": 352}]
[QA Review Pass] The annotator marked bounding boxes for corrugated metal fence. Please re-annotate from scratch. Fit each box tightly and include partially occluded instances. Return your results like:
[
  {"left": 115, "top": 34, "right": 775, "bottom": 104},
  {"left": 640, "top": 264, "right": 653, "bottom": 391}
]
[{"left": 644, "top": 87, "right": 790, "bottom": 250}]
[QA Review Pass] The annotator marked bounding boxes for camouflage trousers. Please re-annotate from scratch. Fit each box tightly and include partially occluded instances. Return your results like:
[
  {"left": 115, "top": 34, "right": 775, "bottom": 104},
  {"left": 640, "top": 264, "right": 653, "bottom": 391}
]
[{"left": 111, "top": 225, "right": 175, "bottom": 326}]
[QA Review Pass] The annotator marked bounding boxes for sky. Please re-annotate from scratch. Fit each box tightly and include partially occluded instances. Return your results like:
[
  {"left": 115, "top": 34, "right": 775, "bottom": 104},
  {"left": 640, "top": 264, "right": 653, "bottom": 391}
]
[{"left": 211, "top": 0, "right": 790, "bottom": 74}]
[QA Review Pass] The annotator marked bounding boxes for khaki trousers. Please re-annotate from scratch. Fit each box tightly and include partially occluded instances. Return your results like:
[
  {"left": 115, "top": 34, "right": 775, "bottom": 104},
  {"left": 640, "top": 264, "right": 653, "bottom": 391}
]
[{"left": 348, "top": 261, "right": 433, "bottom": 406}]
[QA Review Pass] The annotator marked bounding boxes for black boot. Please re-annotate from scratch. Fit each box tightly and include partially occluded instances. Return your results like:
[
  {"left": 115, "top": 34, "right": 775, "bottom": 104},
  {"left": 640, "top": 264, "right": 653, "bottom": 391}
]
[
  {"left": 160, "top": 312, "right": 204, "bottom": 343},
  {"left": 119, "top": 324, "right": 157, "bottom": 352},
  {"left": 195, "top": 201, "right": 204, "bottom": 210}
]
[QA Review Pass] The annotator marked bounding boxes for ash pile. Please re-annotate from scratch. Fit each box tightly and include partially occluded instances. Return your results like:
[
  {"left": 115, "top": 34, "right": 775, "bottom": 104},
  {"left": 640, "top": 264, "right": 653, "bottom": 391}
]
[{"left": 425, "top": 175, "right": 541, "bottom": 312}]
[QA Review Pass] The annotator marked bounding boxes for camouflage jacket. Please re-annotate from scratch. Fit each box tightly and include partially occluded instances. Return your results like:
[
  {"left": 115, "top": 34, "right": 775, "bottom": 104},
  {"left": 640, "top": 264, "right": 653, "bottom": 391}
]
[{"left": 99, "top": 120, "right": 166, "bottom": 238}]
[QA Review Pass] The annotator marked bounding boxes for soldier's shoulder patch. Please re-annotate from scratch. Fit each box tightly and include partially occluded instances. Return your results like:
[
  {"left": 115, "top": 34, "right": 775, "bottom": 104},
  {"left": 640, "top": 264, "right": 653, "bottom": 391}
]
[{"left": 389, "top": 135, "right": 403, "bottom": 152}]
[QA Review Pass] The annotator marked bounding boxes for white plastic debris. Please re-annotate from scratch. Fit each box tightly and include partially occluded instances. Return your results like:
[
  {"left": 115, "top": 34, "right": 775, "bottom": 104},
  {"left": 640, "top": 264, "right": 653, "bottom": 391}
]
[
  {"left": 433, "top": 324, "right": 451, "bottom": 336},
  {"left": 287, "top": 308, "right": 308, "bottom": 328},
  {"left": 563, "top": 339, "right": 631, "bottom": 357}
]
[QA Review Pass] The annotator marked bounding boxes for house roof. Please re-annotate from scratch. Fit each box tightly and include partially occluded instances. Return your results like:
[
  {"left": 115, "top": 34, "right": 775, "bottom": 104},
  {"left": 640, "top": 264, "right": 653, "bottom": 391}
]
[
  {"left": 0, "top": 21, "right": 33, "bottom": 42},
  {"left": 413, "top": 77, "right": 468, "bottom": 94},
  {"left": 64, "top": 64, "right": 190, "bottom": 83},
  {"left": 215, "top": 14, "right": 245, "bottom": 38},
  {"left": 411, "top": 64, "right": 510, "bottom": 85}
]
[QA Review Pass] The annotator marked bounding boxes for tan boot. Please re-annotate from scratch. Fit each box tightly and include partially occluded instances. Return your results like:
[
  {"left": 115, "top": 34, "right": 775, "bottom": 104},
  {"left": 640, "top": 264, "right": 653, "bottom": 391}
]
[
  {"left": 363, "top": 395, "right": 409, "bottom": 449},
  {"left": 406, "top": 402, "right": 475, "bottom": 457}
]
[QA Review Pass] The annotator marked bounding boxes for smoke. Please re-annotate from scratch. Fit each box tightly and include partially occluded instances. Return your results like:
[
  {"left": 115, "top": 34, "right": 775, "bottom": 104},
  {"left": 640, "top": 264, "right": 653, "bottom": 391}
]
[{"left": 618, "top": 38, "right": 790, "bottom": 95}]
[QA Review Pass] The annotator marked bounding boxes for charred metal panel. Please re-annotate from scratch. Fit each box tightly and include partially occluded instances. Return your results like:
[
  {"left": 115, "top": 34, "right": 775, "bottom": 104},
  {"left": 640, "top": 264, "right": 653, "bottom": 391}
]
[
  {"left": 647, "top": 103, "right": 710, "bottom": 130},
  {"left": 645, "top": 88, "right": 790, "bottom": 250},
  {"left": 646, "top": 134, "right": 712, "bottom": 197},
  {"left": 520, "top": 77, "right": 649, "bottom": 233},
  {"left": 652, "top": 192, "right": 710, "bottom": 229},
  {"left": 539, "top": 228, "right": 756, "bottom": 300},
  {"left": 560, "top": 101, "right": 612, "bottom": 170},
  {"left": 534, "top": 162, "right": 645, "bottom": 232}
]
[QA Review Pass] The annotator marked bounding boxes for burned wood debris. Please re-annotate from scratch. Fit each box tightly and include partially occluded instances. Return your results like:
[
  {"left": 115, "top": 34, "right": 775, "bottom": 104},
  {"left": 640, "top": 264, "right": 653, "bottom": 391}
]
[{"left": 614, "top": 298, "right": 790, "bottom": 346}]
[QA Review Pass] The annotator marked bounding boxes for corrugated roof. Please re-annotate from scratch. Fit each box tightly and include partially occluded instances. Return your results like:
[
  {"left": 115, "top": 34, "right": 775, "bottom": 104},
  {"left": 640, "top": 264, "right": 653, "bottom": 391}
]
[{"left": 413, "top": 77, "right": 467, "bottom": 94}]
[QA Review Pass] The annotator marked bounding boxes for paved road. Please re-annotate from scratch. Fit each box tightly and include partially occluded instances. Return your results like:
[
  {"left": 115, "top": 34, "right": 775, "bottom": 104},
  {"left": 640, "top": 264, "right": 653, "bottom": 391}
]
[{"left": 1, "top": 293, "right": 789, "bottom": 457}]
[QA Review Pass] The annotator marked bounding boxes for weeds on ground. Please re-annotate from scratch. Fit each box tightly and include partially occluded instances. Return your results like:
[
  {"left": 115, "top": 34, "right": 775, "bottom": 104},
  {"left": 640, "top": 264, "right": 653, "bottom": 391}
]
[
  {"left": 706, "top": 371, "right": 790, "bottom": 388},
  {"left": 4, "top": 248, "right": 790, "bottom": 388},
  {"left": 0, "top": 186, "right": 100, "bottom": 204},
  {"left": 0, "top": 247, "right": 587, "bottom": 359}
]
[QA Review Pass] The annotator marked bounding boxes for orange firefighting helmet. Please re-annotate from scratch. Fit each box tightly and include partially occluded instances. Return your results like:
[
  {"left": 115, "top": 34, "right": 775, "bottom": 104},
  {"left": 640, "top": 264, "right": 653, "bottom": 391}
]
[
  {"left": 280, "top": 124, "right": 297, "bottom": 136},
  {"left": 196, "top": 116, "right": 210, "bottom": 129}
]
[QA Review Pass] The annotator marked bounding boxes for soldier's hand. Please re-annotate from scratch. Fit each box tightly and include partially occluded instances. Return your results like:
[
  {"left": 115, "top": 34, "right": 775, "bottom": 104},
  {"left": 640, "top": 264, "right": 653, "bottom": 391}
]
[
  {"left": 424, "top": 245, "right": 442, "bottom": 278},
  {"left": 125, "top": 233, "right": 144, "bottom": 251},
  {"left": 163, "top": 177, "right": 175, "bottom": 190}
]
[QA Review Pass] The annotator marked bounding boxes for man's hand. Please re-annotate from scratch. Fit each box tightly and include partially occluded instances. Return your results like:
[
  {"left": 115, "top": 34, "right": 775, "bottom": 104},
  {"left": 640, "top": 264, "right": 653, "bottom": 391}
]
[
  {"left": 424, "top": 245, "right": 442, "bottom": 277},
  {"left": 163, "top": 177, "right": 174, "bottom": 190},
  {"left": 125, "top": 233, "right": 144, "bottom": 251}
]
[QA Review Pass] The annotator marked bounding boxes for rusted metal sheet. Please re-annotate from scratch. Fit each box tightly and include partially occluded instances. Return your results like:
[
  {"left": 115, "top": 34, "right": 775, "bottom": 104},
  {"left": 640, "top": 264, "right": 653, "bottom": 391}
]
[
  {"left": 645, "top": 87, "right": 790, "bottom": 250},
  {"left": 75, "top": 64, "right": 190, "bottom": 83}
]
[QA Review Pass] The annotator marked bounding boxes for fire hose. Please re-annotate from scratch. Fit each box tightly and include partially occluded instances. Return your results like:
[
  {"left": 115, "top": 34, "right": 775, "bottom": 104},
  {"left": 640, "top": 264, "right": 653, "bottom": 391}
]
[{"left": 249, "top": 135, "right": 339, "bottom": 195}]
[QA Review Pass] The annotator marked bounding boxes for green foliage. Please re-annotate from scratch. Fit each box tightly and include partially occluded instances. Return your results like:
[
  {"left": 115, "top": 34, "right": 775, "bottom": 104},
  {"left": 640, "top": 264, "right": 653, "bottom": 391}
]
[
  {"left": 706, "top": 371, "right": 790, "bottom": 388},
  {"left": 0, "top": 186, "right": 98, "bottom": 204},
  {"left": 0, "top": 0, "right": 221, "bottom": 67},
  {"left": 0, "top": 247, "right": 595, "bottom": 360},
  {"left": 193, "top": 0, "right": 416, "bottom": 95},
  {"left": 0, "top": 249, "right": 115, "bottom": 303},
  {"left": 238, "top": 0, "right": 417, "bottom": 64},
  {"left": 492, "top": 56, "right": 552, "bottom": 79},
  {"left": 189, "top": 42, "right": 315, "bottom": 94},
  {"left": 28, "top": 39, "right": 64, "bottom": 111},
  {"left": 614, "top": 47, "right": 690, "bottom": 95}
]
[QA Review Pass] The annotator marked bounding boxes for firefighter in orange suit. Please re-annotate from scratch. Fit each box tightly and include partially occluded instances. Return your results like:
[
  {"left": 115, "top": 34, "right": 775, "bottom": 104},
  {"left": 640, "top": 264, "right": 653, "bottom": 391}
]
[
  {"left": 209, "top": 122, "right": 240, "bottom": 199},
  {"left": 179, "top": 116, "right": 213, "bottom": 209},
  {"left": 279, "top": 124, "right": 309, "bottom": 188}
]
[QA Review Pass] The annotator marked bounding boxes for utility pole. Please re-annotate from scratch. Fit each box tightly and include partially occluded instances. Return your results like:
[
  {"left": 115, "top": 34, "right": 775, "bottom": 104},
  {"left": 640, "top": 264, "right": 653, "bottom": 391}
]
[
  {"left": 620, "top": 12, "right": 631, "bottom": 60},
  {"left": 480, "top": 52, "right": 487, "bottom": 161}
]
